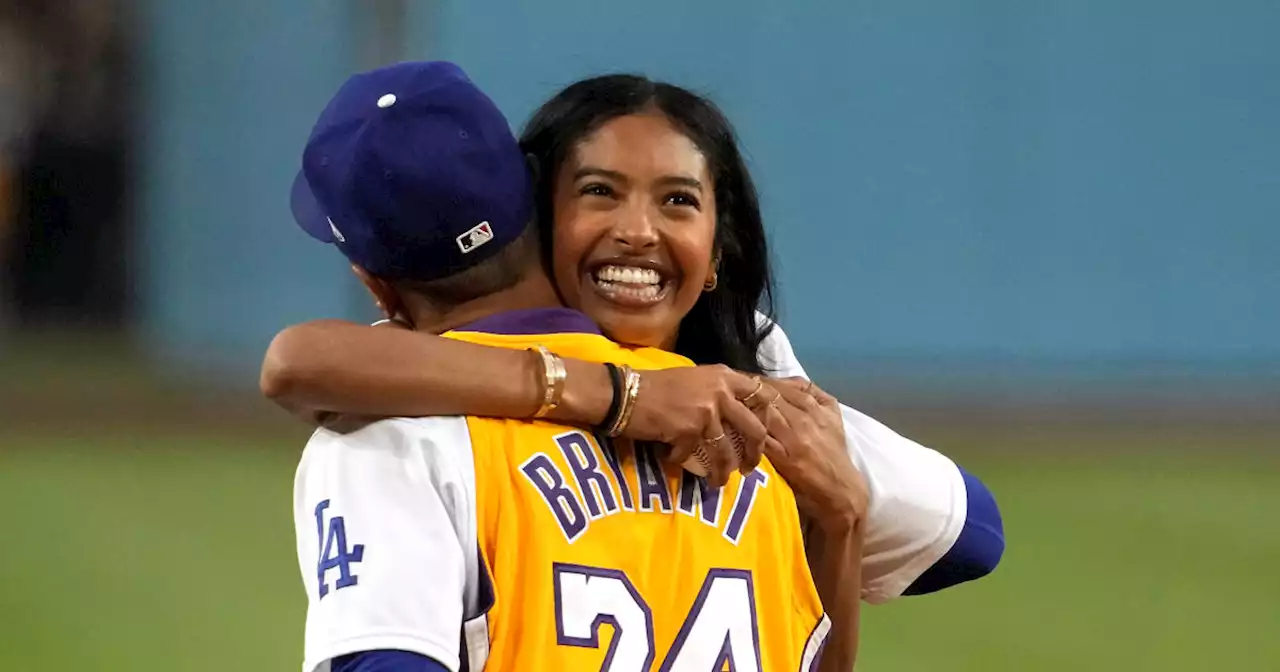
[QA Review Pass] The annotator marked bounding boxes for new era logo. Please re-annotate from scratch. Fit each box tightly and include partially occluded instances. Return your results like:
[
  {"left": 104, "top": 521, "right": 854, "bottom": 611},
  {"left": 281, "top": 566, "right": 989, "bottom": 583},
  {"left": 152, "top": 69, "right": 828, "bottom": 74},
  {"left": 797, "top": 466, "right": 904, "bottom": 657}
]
[{"left": 457, "top": 221, "right": 494, "bottom": 254}]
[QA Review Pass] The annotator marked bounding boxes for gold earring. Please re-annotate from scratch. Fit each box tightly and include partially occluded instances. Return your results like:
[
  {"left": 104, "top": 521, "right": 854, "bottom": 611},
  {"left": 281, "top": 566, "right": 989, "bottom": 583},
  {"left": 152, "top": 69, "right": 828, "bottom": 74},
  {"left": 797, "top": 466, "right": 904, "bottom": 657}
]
[{"left": 703, "top": 271, "right": 718, "bottom": 292}]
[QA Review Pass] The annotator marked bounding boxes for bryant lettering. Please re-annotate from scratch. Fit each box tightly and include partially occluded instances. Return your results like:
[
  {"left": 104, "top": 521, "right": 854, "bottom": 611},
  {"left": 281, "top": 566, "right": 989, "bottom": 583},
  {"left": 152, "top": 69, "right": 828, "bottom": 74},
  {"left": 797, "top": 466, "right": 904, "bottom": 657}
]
[
  {"left": 314, "top": 499, "right": 365, "bottom": 598},
  {"left": 520, "top": 452, "right": 589, "bottom": 542},
  {"left": 522, "top": 431, "right": 768, "bottom": 545},
  {"left": 557, "top": 431, "right": 620, "bottom": 519}
]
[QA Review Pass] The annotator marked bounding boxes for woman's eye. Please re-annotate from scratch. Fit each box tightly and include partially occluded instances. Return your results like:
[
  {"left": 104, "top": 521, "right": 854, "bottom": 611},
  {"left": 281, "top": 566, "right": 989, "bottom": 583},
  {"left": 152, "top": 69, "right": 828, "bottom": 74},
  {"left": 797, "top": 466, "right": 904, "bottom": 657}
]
[
  {"left": 580, "top": 183, "right": 614, "bottom": 197},
  {"left": 664, "top": 191, "right": 701, "bottom": 209}
]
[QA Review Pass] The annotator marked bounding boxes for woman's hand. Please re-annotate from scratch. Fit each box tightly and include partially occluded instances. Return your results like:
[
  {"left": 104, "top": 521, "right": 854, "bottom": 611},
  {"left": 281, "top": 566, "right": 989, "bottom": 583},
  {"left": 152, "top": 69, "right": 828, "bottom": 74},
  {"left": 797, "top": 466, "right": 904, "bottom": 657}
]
[
  {"left": 757, "top": 378, "right": 868, "bottom": 533},
  {"left": 756, "top": 378, "right": 868, "bottom": 672},
  {"left": 620, "top": 365, "right": 769, "bottom": 487}
]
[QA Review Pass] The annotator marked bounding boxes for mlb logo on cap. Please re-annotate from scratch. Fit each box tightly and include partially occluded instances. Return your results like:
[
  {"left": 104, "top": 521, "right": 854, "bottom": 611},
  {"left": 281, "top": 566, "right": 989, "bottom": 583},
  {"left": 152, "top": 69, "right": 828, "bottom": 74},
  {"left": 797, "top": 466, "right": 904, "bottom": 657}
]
[
  {"left": 290, "top": 61, "right": 533, "bottom": 281},
  {"left": 457, "top": 221, "right": 495, "bottom": 254}
]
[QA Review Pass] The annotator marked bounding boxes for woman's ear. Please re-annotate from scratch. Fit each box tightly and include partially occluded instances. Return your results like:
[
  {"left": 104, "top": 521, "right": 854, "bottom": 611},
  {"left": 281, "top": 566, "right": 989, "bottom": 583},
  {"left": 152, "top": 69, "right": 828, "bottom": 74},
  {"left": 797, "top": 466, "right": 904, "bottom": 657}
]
[{"left": 703, "top": 251, "right": 721, "bottom": 292}]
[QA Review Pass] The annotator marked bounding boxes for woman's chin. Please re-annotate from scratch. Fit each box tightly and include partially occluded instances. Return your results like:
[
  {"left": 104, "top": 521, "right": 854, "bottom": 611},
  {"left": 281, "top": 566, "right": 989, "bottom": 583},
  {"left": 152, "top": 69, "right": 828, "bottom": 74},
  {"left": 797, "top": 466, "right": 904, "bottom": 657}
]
[
  {"left": 572, "top": 276, "right": 702, "bottom": 350},
  {"left": 590, "top": 310, "right": 678, "bottom": 350}
]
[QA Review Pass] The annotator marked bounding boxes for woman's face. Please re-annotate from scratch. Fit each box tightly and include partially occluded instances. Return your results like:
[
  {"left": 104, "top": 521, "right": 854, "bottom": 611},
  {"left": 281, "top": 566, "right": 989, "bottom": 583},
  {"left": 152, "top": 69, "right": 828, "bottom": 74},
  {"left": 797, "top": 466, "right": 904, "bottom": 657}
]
[{"left": 550, "top": 112, "right": 718, "bottom": 350}]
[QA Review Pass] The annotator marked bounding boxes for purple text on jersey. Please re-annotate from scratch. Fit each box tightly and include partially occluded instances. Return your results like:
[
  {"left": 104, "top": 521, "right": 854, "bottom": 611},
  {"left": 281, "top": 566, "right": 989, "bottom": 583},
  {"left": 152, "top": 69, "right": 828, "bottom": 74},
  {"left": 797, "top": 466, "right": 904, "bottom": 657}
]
[{"left": 518, "top": 431, "right": 770, "bottom": 545}]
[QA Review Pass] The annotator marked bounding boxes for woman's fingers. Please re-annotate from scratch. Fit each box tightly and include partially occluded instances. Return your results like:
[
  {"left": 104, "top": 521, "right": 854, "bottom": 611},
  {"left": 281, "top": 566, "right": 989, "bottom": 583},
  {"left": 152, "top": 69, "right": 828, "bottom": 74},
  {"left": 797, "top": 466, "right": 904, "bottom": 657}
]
[
  {"left": 700, "top": 416, "right": 736, "bottom": 488},
  {"left": 804, "top": 380, "right": 839, "bottom": 409},
  {"left": 732, "top": 418, "right": 765, "bottom": 475},
  {"left": 665, "top": 439, "right": 696, "bottom": 469},
  {"left": 762, "top": 392, "right": 806, "bottom": 454},
  {"left": 719, "top": 395, "right": 767, "bottom": 474},
  {"left": 763, "top": 435, "right": 786, "bottom": 461},
  {"left": 723, "top": 367, "right": 767, "bottom": 401},
  {"left": 771, "top": 376, "right": 838, "bottom": 409},
  {"left": 772, "top": 378, "right": 822, "bottom": 411}
]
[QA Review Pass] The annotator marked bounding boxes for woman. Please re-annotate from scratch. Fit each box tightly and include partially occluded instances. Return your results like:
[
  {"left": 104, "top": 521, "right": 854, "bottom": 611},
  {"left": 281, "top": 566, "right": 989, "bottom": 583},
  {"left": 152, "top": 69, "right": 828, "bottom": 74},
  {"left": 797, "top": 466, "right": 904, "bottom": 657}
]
[{"left": 264, "top": 74, "right": 1001, "bottom": 638}]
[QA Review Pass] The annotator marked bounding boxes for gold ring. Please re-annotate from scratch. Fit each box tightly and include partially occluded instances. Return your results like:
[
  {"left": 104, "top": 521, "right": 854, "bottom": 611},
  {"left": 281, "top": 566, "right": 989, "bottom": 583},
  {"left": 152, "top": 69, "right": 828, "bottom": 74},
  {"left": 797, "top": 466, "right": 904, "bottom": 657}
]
[
  {"left": 739, "top": 377, "right": 765, "bottom": 406},
  {"left": 703, "top": 432, "right": 727, "bottom": 445},
  {"left": 803, "top": 379, "right": 815, "bottom": 395}
]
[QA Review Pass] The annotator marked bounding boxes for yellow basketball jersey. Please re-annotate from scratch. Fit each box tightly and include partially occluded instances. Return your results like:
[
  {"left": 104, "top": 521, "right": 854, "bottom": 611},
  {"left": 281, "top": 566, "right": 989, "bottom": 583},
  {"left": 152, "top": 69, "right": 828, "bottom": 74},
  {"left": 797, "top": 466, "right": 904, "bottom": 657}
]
[{"left": 444, "top": 318, "right": 829, "bottom": 671}]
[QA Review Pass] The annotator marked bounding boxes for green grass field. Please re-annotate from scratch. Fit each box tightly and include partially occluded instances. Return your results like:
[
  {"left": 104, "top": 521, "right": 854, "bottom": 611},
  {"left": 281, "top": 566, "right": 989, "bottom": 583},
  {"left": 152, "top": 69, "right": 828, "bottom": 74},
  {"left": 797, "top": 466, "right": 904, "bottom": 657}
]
[{"left": 2, "top": 428, "right": 1277, "bottom": 671}]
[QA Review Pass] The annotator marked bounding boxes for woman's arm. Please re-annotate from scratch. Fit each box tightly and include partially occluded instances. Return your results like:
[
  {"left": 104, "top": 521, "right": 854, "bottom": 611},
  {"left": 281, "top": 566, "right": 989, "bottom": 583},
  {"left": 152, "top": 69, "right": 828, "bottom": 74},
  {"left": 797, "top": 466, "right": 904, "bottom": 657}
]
[
  {"left": 260, "top": 320, "right": 770, "bottom": 486},
  {"left": 757, "top": 385, "right": 868, "bottom": 671},
  {"left": 260, "top": 319, "right": 611, "bottom": 426},
  {"left": 807, "top": 519, "right": 864, "bottom": 672}
]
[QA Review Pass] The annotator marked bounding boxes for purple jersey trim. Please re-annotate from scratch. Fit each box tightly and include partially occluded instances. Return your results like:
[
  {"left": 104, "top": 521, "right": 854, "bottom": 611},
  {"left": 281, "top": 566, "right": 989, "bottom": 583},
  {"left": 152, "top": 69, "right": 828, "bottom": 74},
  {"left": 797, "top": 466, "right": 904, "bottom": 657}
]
[
  {"left": 330, "top": 650, "right": 449, "bottom": 672},
  {"left": 904, "top": 466, "right": 1004, "bottom": 595},
  {"left": 451, "top": 307, "right": 601, "bottom": 336}
]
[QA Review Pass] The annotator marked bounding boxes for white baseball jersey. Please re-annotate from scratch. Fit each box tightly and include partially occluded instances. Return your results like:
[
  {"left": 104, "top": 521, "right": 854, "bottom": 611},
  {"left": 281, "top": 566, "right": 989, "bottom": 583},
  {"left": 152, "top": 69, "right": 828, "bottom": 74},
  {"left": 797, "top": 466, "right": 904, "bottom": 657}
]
[
  {"left": 756, "top": 313, "right": 968, "bottom": 603},
  {"left": 296, "top": 418, "right": 482, "bottom": 672}
]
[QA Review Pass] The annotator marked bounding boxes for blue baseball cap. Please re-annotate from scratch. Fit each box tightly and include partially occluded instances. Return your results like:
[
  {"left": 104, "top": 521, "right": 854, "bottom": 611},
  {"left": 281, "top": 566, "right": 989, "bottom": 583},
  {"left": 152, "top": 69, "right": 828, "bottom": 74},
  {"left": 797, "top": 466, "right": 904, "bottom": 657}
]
[{"left": 290, "top": 61, "right": 532, "bottom": 281}]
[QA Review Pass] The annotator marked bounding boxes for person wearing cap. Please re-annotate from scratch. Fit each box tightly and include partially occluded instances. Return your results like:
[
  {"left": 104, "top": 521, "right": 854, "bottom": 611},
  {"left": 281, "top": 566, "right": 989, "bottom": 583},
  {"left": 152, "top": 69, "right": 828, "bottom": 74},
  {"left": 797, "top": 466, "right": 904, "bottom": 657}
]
[{"left": 290, "top": 61, "right": 842, "bottom": 672}]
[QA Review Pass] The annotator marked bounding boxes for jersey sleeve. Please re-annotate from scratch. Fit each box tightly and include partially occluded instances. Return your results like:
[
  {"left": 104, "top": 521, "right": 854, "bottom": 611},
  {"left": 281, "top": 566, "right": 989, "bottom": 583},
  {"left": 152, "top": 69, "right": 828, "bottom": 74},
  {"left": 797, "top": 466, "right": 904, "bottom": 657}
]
[
  {"left": 753, "top": 313, "right": 967, "bottom": 602},
  {"left": 840, "top": 404, "right": 967, "bottom": 604},
  {"left": 294, "top": 417, "right": 479, "bottom": 672}
]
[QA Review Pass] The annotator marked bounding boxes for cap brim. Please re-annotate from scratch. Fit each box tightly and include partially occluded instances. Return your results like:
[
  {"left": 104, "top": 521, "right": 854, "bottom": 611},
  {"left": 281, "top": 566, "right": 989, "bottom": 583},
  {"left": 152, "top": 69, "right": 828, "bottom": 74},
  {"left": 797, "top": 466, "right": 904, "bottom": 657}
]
[{"left": 290, "top": 170, "right": 335, "bottom": 243}]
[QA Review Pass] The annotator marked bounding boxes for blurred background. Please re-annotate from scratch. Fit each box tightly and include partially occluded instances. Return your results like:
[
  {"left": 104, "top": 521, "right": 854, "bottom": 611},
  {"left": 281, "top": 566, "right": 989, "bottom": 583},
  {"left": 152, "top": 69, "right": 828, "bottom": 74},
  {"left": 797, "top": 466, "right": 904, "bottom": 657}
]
[{"left": 2, "top": 0, "right": 1277, "bottom": 670}]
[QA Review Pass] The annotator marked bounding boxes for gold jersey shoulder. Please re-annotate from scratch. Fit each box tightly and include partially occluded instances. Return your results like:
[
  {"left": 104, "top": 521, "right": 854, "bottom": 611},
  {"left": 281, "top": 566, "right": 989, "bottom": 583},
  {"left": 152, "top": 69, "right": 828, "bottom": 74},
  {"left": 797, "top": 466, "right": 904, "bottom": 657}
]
[
  {"left": 444, "top": 326, "right": 691, "bottom": 370},
  {"left": 445, "top": 326, "right": 828, "bottom": 671}
]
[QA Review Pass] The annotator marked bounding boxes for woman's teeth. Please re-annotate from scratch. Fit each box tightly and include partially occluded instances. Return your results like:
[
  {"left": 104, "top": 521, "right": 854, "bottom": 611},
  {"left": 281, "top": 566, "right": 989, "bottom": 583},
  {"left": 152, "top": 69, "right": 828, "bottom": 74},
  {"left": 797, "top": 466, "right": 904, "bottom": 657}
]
[
  {"left": 597, "top": 265, "right": 661, "bottom": 285},
  {"left": 594, "top": 265, "right": 664, "bottom": 302}
]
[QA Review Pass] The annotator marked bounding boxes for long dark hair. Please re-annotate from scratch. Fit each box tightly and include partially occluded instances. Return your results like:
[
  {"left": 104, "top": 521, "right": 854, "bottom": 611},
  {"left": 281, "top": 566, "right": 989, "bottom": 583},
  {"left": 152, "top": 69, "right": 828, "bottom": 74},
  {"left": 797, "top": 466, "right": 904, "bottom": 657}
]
[{"left": 519, "top": 75, "right": 776, "bottom": 374}]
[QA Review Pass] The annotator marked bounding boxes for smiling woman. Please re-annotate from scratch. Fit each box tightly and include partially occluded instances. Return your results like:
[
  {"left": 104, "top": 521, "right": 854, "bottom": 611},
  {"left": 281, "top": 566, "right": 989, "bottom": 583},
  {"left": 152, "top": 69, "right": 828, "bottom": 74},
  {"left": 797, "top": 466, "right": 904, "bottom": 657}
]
[
  {"left": 551, "top": 112, "right": 720, "bottom": 351},
  {"left": 522, "top": 75, "right": 773, "bottom": 370}
]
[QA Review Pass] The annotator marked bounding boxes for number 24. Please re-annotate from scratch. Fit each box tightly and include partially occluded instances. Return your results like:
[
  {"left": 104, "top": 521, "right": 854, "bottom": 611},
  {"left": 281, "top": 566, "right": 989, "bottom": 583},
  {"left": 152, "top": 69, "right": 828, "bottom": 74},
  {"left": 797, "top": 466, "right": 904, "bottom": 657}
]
[{"left": 554, "top": 563, "right": 761, "bottom": 672}]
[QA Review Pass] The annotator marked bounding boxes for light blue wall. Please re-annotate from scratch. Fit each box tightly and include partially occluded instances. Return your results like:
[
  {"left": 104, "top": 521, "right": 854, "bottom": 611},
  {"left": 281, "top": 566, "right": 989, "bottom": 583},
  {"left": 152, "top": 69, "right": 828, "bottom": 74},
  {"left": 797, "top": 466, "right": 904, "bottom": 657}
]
[
  {"left": 141, "top": 0, "right": 1280, "bottom": 381},
  {"left": 137, "top": 0, "right": 365, "bottom": 368}
]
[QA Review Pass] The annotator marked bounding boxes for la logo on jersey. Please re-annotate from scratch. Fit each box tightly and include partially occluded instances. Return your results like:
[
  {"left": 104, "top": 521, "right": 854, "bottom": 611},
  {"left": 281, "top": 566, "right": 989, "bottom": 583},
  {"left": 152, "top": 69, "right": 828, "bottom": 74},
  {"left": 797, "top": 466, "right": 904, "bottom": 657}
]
[
  {"left": 457, "top": 221, "right": 494, "bottom": 254},
  {"left": 314, "top": 499, "right": 364, "bottom": 598}
]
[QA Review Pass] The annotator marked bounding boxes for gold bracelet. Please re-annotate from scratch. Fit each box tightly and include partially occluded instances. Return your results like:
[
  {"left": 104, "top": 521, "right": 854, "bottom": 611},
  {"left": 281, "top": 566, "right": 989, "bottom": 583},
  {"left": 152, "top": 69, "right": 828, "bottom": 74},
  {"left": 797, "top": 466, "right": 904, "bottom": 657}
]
[
  {"left": 605, "top": 365, "right": 634, "bottom": 436},
  {"left": 607, "top": 365, "right": 642, "bottom": 437},
  {"left": 530, "top": 345, "right": 566, "bottom": 419},
  {"left": 619, "top": 367, "right": 642, "bottom": 432}
]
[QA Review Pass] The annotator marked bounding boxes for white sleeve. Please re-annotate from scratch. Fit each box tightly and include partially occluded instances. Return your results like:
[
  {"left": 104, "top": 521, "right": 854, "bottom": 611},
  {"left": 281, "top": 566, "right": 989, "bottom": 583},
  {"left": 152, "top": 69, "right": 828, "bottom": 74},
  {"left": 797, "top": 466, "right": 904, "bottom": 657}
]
[
  {"left": 294, "top": 417, "right": 479, "bottom": 672},
  {"left": 755, "top": 312, "right": 809, "bottom": 379},
  {"left": 753, "top": 312, "right": 967, "bottom": 603},
  {"left": 842, "top": 404, "right": 967, "bottom": 604}
]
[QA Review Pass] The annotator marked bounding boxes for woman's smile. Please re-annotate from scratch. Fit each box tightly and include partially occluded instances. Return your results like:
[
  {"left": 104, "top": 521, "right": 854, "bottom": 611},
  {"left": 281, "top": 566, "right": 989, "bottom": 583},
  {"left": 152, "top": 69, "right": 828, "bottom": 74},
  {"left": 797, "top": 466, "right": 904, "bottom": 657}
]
[{"left": 586, "top": 262, "right": 674, "bottom": 308}]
